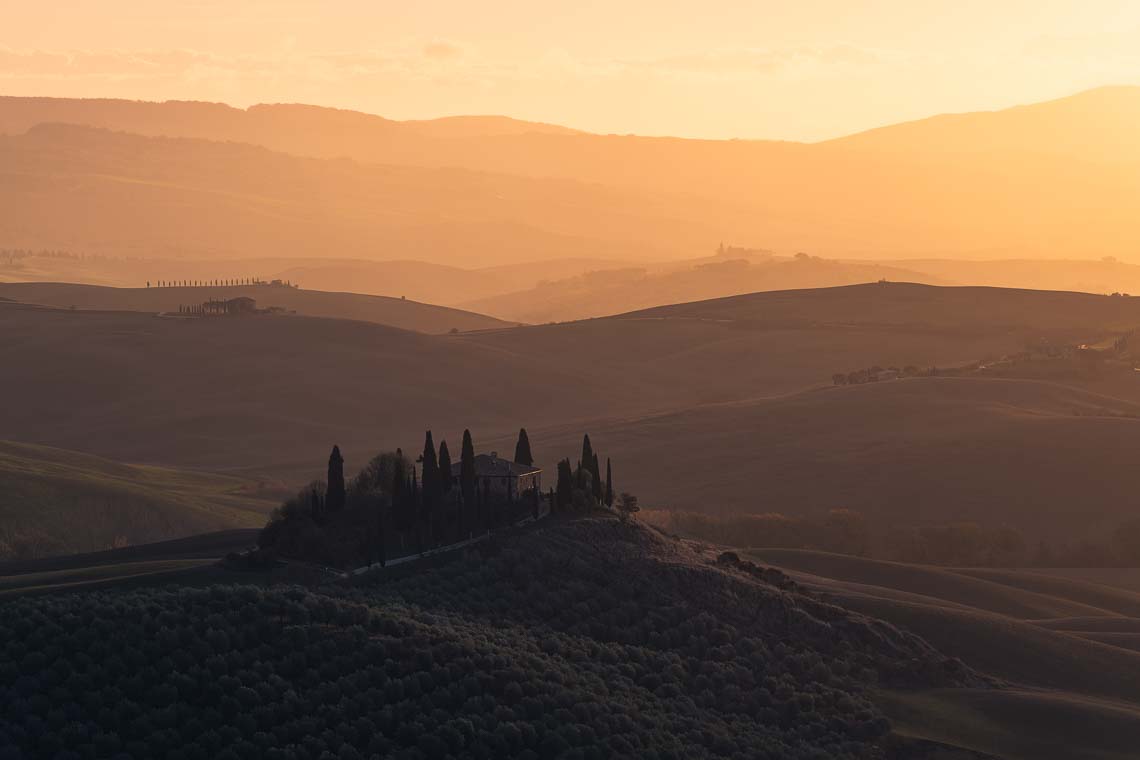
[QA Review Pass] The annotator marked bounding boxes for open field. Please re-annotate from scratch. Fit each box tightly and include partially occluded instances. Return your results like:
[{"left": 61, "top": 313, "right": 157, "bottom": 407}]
[
  {"left": 528, "top": 375, "right": 1140, "bottom": 543},
  {"left": 0, "top": 440, "right": 276, "bottom": 559}
]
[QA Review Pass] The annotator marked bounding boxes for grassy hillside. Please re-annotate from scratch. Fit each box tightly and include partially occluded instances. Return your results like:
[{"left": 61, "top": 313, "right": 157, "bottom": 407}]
[
  {"left": 0, "top": 515, "right": 984, "bottom": 759},
  {"left": 527, "top": 376, "right": 1140, "bottom": 544},
  {"left": 0, "top": 283, "right": 1059, "bottom": 473},
  {"left": 0, "top": 281, "right": 513, "bottom": 334},
  {"left": 0, "top": 440, "right": 276, "bottom": 559},
  {"left": 745, "top": 549, "right": 1140, "bottom": 759}
]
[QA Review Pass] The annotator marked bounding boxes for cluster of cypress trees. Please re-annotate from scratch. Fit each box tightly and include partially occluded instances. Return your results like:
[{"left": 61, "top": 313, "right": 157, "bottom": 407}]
[
  {"left": 552, "top": 433, "right": 614, "bottom": 513},
  {"left": 271, "top": 427, "right": 619, "bottom": 568},
  {"left": 313, "top": 428, "right": 553, "bottom": 565}
]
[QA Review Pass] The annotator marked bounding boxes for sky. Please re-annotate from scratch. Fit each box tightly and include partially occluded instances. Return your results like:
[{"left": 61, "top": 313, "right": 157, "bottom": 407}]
[{"left": 4, "top": 0, "right": 1140, "bottom": 140}]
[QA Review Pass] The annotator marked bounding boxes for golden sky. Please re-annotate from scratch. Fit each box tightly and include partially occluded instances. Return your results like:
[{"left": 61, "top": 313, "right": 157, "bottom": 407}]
[{"left": 5, "top": 0, "right": 1140, "bottom": 140}]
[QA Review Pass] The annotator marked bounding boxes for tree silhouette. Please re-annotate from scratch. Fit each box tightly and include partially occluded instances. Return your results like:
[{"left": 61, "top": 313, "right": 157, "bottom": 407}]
[
  {"left": 581, "top": 434, "right": 594, "bottom": 477},
  {"left": 438, "top": 440, "right": 453, "bottom": 495},
  {"left": 421, "top": 431, "right": 440, "bottom": 544},
  {"left": 326, "top": 445, "right": 346, "bottom": 513},
  {"left": 513, "top": 428, "right": 533, "bottom": 466},
  {"left": 556, "top": 458, "right": 574, "bottom": 512},
  {"left": 605, "top": 458, "right": 614, "bottom": 507},
  {"left": 460, "top": 429, "right": 477, "bottom": 516}
]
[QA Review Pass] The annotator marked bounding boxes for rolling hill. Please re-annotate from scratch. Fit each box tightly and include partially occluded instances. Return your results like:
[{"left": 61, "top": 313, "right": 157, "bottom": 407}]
[
  {"left": 0, "top": 440, "right": 276, "bottom": 560},
  {"left": 526, "top": 376, "right": 1140, "bottom": 544},
  {"left": 0, "top": 123, "right": 722, "bottom": 265},
  {"left": 459, "top": 255, "right": 944, "bottom": 323},
  {"left": 747, "top": 548, "right": 1140, "bottom": 759},
  {"left": 0, "top": 514, "right": 988, "bottom": 758},
  {"left": 0, "top": 284, "right": 1064, "bottom": 472},
  {"left": 5, "top": 282, "right": 1140, "bottom": 545},
  {"left": 0, "top": 281, "right": 513, "bottom": 334},
  {"left": 3, "top": 89, "right": 1140, "bottom": 267}
]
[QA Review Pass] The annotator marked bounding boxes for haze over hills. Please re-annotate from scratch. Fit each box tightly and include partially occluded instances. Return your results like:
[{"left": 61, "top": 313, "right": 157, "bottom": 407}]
[
  {"left": 6, "top": 282, "right": 1140, "bottom": 551},
  {"left": 0, "top": 281, "right": 513, "bottom": 334},
  {"left": 3, "top": 88, "right": 1140, "bottom": 269}
]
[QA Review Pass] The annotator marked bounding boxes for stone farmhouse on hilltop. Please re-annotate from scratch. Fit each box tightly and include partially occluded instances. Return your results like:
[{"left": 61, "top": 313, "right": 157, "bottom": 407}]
[{"left": 450, "top": 452, "right": 542, "bottom": 501}]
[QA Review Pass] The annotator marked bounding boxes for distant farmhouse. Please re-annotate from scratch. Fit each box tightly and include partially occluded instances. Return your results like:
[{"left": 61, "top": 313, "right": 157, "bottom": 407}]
[
  {"left": 451, "top": 452, "right": 542, "bottom": 500},
  {"left": 174, "top": 296, "right": 290, "bottom": 317},
  {"left": 202, "top": 296, "right": 257, "bottom": 315}
]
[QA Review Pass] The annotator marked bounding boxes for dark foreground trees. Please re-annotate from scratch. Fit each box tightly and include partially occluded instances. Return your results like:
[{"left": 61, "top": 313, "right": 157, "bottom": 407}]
[{"left": 0, "top": 516, "right": 932, "bottom": 760}]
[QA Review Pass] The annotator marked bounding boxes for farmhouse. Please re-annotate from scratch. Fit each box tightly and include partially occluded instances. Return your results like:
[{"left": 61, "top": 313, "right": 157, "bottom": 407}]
[{"left": 451, "top": 452, "right": 542, "bottom": 500}]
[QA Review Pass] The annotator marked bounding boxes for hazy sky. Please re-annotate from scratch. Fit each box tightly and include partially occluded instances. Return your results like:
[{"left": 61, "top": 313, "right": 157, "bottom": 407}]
[{"left": 4, "top": 1, "right": 1140, "bottom": 140}]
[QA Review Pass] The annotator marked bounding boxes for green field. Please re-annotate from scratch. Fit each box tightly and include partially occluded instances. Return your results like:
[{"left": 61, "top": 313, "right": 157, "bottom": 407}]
[{"left": 0, "top": 440, "right": 277, "bottom": 559}]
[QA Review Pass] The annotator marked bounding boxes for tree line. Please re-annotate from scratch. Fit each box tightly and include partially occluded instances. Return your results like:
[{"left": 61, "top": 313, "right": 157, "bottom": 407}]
[{"left": 148, "top": 278, "right": 279, "bottom": 288}]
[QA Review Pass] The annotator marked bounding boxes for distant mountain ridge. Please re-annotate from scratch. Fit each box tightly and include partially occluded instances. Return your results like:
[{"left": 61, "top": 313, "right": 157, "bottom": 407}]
[{"left": 2, "top": 88, "right": 1140, "bottom": 264}]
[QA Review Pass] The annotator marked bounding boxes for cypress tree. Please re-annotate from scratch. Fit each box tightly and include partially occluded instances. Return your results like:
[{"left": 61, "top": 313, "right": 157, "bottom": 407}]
[
  {"left": 605, "top": 458, "right": 614, "bottom": 507},
  {"left": 438, "top": 440, "right": 453, "bottom": 494},
  {"left": 513, "top": 428, "right": 534, "bottom": 466},
  {"left": 556, "top": 458, "right": 574, "bottom": 511},
  {"left": 460, "top": 429, "right": 477, "bottom": 507},
  {"left": 591, "top": 452, "right": 602, "bottom": 502},
  {"left": 326, "top": 445, "right": 345, "bottom": 513},
  {"left": 581, "top": 434, "right": 594, "bottom": 476},
  {"left": 438, "top": 438, "right": 454, "bottom": 543},
  {"left": 390, "top": 457, "right": 409, "bottom": 539},
  {"left": 421, "top": 431, "right": 440, "bottom": 544}
]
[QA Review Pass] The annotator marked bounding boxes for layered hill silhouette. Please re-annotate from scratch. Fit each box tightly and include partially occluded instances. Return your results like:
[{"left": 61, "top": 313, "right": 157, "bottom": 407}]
[
  {"left": 0, "top": 281, "right": 512, "bottom": 334},
  {"left": 3, "top": 88, "right": 1140, "bottom": 267},
  {"left": 751, "top": 548, "right": 1140, "bottom": 759},
  {"left": 0, "top": 123, "right": 719, "bottom": 265},
  {"left": 6, "top": 283, "right": 1140, "bottom": 546}
]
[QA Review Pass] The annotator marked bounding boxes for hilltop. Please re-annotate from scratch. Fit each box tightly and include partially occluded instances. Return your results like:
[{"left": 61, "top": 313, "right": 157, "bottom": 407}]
[{"left": 0, "top": 514, "right": 986, "bottom": 758}]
